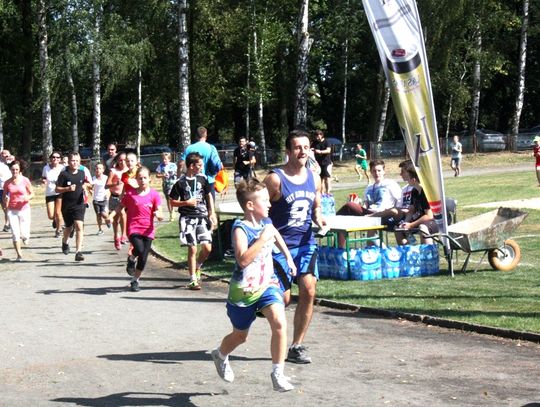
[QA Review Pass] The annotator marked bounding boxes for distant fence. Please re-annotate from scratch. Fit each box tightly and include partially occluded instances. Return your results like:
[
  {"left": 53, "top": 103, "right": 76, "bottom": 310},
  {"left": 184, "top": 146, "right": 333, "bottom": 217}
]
[{"left": 26, "top": 134, "right": 538, "bottom": 181}]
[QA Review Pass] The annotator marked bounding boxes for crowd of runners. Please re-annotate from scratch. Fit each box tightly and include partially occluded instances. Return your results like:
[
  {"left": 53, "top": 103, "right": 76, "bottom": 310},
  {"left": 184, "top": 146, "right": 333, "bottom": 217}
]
[{"left": 2, "top": 129, "right": 538, "bottom": 392}]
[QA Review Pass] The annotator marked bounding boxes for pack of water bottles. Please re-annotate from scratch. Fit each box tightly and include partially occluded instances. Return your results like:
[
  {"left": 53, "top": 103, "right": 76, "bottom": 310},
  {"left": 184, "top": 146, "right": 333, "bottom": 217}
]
[
  {"left": 317, "top": 244, "right": 440, "bottom": 280},
  {"left": 321, "top": 193, "right": 336, "bottom": 217}
]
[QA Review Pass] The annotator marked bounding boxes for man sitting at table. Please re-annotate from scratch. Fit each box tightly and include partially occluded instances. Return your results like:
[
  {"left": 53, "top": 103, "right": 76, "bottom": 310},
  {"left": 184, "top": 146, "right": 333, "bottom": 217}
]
[{"left": 336, "top": 159, "right": 402, "bottom": 227}]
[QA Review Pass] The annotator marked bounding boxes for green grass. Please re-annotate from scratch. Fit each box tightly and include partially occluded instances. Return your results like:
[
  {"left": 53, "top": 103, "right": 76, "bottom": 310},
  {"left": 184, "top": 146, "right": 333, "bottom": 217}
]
[{"left": 153, "top": 165, "right": 540, "bottom": 333}]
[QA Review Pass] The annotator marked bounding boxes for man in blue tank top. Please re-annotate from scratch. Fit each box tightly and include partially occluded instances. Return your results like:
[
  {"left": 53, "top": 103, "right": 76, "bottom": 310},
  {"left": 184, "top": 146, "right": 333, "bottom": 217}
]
[{"left": 264, "top": 129, "right": 326, "bottom": 364}]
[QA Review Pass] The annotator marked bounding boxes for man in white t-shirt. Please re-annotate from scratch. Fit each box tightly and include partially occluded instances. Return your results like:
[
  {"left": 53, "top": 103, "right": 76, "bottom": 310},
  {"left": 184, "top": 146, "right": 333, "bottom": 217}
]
[
  {"left": 337, "top": 159, "right": 401, "bottom": 224},
  {"left": 450, "top": 135, "right": 463, "bottom": 177}
]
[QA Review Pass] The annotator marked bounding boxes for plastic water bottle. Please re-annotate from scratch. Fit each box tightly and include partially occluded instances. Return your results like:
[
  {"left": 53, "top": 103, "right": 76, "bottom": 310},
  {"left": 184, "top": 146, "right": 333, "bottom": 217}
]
[
  {"left": 317, "top": 246, "right": 328, "bottom": 278},
  {"left": 355, "top": 247, "right": 381, "bottom": 281},
  {"left": 401, "top": 245, "right": 422, "bottom": 277},
  {"left": 382, "top": 246, "right": 402, "bottom": 279}
]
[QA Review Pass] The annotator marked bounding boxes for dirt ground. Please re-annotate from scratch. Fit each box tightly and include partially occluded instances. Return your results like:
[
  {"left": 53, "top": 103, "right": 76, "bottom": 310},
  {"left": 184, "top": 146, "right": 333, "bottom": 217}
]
[{"left": 1, "top": 206, "right": 539, "bottom": 406}]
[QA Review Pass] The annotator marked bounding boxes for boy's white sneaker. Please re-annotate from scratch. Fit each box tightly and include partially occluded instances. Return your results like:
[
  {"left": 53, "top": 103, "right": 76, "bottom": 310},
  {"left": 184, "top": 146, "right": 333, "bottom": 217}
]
[
  {"left": 211, "top": 349, "right": 234, "bottom": 382},
  {"left": 271, "top": 371, "right": 294, "bottom": 392}
]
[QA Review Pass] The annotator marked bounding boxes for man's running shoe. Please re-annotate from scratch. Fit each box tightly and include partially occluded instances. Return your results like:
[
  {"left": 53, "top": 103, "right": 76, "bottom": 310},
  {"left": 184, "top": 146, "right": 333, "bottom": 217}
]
[
  {"left": 126, "top": 255, "right": 136, "bottom": 276},
  {"left": 52, "top": 220, "right": 57, "bottom": 229},
  {"left": 188, "top": 280, "right": 201, "bottom": 291},
  {"left": 271, "top": 371, "right": 294, "bottom": 392},
  {"left": 195, "top": 269, "right": 202, "bottom": 281},
  {"left": 54, "top": 230, "right": 61, "bottom": 238},
  {"left": 97, "top": 230, "right": 104, "bottom": 235},
  {"left": 75, "top": 252, "right": 85, "bottom": 261},
  {"left": 286, "top": 344, "right": 312, "bottom": 364},
  {"left": 3, "top": 225, "right": 10, "bottom": 232},
  {"left": 210, "top": 349, "right": 234, "bottom": 382},
  {"left": 130, "top": 280, "right": 140, "bottom": 292},
  {"left": 62, "top": 243, "right": 70, "bottom": 255},
  {"left": 69, "top": 228, "right": 75, "bottom": 238},
  {"left": 121, "top": 236, "right": 128, "bottom": 245},
  {"left": 114, "top": 237, "right": 121, "bottom": 250}
]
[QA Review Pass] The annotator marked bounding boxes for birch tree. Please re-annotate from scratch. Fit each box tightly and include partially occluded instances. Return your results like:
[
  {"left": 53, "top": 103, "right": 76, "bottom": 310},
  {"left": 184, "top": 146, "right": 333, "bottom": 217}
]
[
  {"left": 90, "top": 3, "right": 102, "bottom": 157},
  {"left": 19, "top": 0, "right": 34, "bottom": 160},
  {"left": 294, "top": 0, "right": 310, "bottom": 128},
  {"left": 510, "top": 0, "right": 529, "bottom": 150},
  {"left": 468, "top": 19, "right": 482, "bottom": 154},
  {"left": 178, "top": 0, "right": 191, "bottom": 152},
  {"left": 136, "top": 69, "right": 142, "bottom": 157},
  {"left": 38, "top": 0, "right": 53, "bottom": 160},
  {"left": 66, "top": 58, "right": 79, "bottom": 152}
]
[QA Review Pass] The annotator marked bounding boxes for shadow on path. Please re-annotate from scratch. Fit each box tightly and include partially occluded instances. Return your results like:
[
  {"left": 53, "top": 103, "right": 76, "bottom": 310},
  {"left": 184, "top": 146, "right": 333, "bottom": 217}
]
[
  {"left": 98, "top": 349, "right": 268, "bottom": 364},
  {"left": 52, "top": 391, "right": 223, "bottom": 406}
]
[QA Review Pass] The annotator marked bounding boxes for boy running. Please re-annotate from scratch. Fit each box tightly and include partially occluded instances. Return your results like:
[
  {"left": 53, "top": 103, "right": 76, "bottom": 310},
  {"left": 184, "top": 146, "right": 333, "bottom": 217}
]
[
  {"left": 156, "top": 152, "right": 178, "bottom": 221},
  {"left": 211, "top": 179, "right": 297, "bottom": 392},
  {"left": 169, "top": 152, "right": 216, "bottom": 290}
]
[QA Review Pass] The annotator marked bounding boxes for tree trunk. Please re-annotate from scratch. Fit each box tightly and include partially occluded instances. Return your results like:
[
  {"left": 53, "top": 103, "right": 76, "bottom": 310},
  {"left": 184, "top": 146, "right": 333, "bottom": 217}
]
[
  {"left": 294, "top": 0, "right": 310, "bottom": 128},
  {"left": 91, "top": 5, "right": 102, "bottom": 158},
  {"left": 468, "top": 20, "right": 482, "bottom": 154},
  {"left": 510, "top": 0, "right": 529, "bottom": 152},
  {"left": 137, "top": 69, "right": 142, "bottom": 157},
  {"left": 340, "top": 37, "right": 349, "bottom": 161},
  {"left": 377, "top": 82, "right": 391, "bottom": 143},
  {"left": 0, "top": 96, "right": 4, "bottom": 152},
  {"left": 91, "top": 51, "right": 101, "bottom": 157},
  {"left": 245, "top": 27, "right": 251, "bottom": 139},
  {"left": 178, "top": 0, "right": 191, "bottom": 152},
  {"left": 253, "top": 14, "right": 267, "bottom": 165},
  {"left": 19, "top": 0, "right": 33, "bottom": 161},
  {"left": 66, "top": 60, "right": 79, "bottom": 152},
  {"left": 38, "top": 0, "right": 53, "bottom": 161}
]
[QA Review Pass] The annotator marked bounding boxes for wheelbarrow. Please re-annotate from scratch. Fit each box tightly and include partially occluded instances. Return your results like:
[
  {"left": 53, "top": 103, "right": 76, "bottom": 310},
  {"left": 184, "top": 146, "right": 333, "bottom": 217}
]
[{"left": 430, "top": 207, "right": 528, "bottom": 276}]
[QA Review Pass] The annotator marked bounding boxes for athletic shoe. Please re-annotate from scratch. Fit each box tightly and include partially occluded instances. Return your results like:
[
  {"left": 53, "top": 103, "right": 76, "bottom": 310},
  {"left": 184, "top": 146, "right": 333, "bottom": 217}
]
[
  {"left": 69, "top": 228, "right": 75, "bottom": 238},
  {"left": 52, "top": 220, "right": 57, "bottom": 229},
  {"left": 210, "top": 349, "right": 234, "bottom": 382},
  {"left": 2, "top": 225, "right": 10, "bottom": 232},
  {"left": 188, "top": 280, "right": 201, "bottom": 291},
  {"left": 62, "top": 243, "right": 70, "bottom": 255},
  {"left": 114, "top": 237, "right": 121, "bottom": 250},
  {"left": 126, "top": 255, "right": 136, "bottom": 276},
  {"left": 286, "top": 345, "right": 312, "bottom": 364},
  {"left": 106, "top": 220, "right": 112, "bottom": 229},
  {"left": 130, "top": 280, "right": 140, "bottom": 292},
  {"left": 271, "top": 371, "right": 294, "bottom": 392},
  {"left": 195, "top": 269, "right": 202, "bottom": 281},
  {"left": 54, "top": 230, "right": 61, "bottom": 238},
  {"left": 121, "top": 236, "right": 128, "bottom": 245},
  {"left": 75, "top": 252, "right": 85, "bottom": 261},
  {"left": 15, "top": 256, "right": 22, "bottom": 262},
  {"left": 97, "top": 230, "right": 104, "bottom": 236},
  {"left": 22, "top": 238, "right": 30, "bottom": 246}
]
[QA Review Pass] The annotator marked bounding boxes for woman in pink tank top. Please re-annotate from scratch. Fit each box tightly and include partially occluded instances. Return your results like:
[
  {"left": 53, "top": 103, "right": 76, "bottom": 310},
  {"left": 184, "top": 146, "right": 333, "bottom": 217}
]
[{"left": 2, "top": 161, "right": 34, "bottom": 261}]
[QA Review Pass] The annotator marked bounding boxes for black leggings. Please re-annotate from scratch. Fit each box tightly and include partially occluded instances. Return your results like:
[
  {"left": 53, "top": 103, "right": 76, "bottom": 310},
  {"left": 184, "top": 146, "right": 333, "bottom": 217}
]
[{"left": 129, "top": 234, "right": 153, "bottom": 271}]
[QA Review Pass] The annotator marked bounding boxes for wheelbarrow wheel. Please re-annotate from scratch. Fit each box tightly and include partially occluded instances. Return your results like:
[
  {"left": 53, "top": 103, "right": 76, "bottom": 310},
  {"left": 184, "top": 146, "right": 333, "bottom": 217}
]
[{"left": 488, "top": 239, "right": 521, "bottom": 272}]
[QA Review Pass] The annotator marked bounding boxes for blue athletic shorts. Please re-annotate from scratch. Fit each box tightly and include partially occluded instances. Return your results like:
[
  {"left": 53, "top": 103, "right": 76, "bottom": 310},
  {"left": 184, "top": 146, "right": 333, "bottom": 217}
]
[
  {"left": 273, "top": 244, "right": 319, "bottom": 291},
  {"left": 226, "top": 285, "right": 284, "bottom": 331}
]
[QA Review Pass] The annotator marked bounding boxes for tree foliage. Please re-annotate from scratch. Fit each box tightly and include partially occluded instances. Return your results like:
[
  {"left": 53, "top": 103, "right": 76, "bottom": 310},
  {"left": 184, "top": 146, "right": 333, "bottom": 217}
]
[{"left": 0, "top": 0, "right": 538, "bottom": 157}]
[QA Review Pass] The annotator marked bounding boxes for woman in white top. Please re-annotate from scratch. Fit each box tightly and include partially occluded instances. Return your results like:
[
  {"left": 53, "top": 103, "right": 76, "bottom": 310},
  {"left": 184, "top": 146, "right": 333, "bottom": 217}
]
[
  {"left": 92, "top": 163, "right": 111, "bottom": 235},
  {"left": 41, "top": 151, "right": 65, "bottom": 237}
]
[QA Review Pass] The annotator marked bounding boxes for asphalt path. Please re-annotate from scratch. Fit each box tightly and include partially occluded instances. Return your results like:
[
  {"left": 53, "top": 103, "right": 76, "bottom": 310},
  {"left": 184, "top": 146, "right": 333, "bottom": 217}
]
[{"left": 1, "top": 165, "right": 539, "bottom": 406}]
